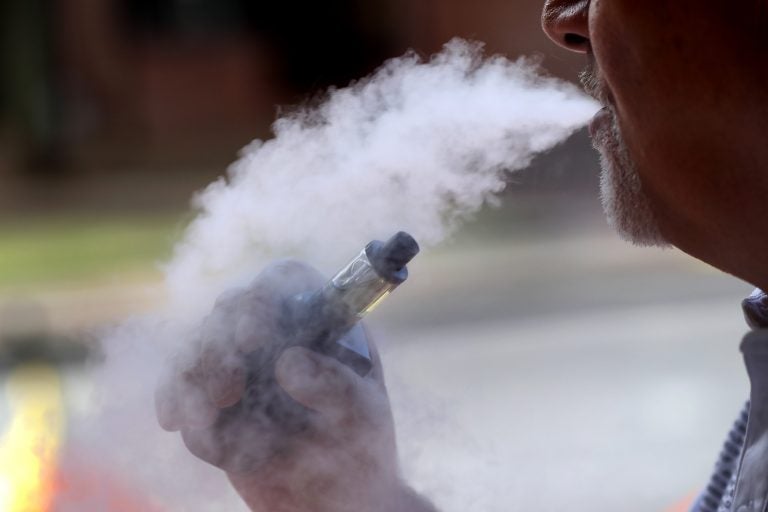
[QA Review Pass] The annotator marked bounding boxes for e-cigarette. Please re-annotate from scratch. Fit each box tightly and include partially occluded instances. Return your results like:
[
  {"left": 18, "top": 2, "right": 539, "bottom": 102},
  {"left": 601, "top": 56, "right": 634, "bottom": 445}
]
[{"left": 184, "top": 232, "right": 419, "bottom": 473}]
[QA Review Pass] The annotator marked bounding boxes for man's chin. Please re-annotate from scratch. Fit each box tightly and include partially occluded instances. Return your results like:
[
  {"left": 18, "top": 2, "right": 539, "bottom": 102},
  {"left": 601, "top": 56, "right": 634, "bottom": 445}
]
[{"left": 591, "top": 111, "right": 669, "bottom": 248}]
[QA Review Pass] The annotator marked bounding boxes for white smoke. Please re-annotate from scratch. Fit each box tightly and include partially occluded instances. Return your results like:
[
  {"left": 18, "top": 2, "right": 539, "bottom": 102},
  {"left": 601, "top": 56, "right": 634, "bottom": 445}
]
[
  {"left": 63, "top": 39, "right": 598, "bottom": 511},
  {"left": 166, "top": 39, "right": 597, "bottom": 316}
]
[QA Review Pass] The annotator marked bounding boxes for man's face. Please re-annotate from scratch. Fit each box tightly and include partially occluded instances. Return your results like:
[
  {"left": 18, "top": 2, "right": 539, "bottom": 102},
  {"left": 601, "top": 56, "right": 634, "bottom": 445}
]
[{"left": 541, "top": 1, "right": 768, "bottom": 276}]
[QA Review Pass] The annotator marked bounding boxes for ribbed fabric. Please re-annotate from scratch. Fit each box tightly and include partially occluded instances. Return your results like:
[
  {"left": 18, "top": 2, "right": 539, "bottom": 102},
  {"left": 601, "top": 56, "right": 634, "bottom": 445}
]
[
  {"left": 691, "top": 402, "right": 749, "bottom": 512},
  {"left": 691, "top": 290, "right": 768, "bottom": 512}
]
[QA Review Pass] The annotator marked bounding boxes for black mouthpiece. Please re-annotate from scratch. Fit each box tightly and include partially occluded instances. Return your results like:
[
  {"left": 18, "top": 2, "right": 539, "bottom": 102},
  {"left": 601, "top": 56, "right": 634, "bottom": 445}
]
[
  {"left": 382, "top": 231, "right": 420, "bottom": 269},
  {"left": 366, "top": 231, "right": 420, "bottom": 283}
]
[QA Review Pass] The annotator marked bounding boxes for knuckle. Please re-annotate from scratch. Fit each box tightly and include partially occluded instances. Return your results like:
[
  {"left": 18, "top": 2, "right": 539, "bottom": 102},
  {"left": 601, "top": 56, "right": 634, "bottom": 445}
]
[
  {"left": 201, "top": 312, "right": 234, "bottom": 351},
  {"left": 213, "top": 286, "right": 246, "bottom": 312},
  {"left": 251, "top": 259, "right": 325, "bottom": 297},
  {"left": 233, "top": 313, "right": 268, "bottom": 351}
]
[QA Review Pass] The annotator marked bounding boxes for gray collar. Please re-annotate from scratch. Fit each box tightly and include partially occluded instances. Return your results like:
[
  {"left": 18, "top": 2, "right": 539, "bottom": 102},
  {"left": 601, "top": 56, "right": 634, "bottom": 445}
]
[
  {"left": 715, "top": 291, "right": 768, "bottom": 511},
  {"left": 731, "top": 326, "right": 768, "bottom": 511},
  {"left": 743, "top": 289, "right": 768, "bottom": 330}
]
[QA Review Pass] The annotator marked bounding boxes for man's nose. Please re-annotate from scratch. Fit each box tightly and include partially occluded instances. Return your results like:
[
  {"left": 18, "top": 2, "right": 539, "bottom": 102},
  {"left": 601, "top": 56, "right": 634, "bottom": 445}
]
[{"left": 541, "top": 0, "right": 590, "bottom": 53}]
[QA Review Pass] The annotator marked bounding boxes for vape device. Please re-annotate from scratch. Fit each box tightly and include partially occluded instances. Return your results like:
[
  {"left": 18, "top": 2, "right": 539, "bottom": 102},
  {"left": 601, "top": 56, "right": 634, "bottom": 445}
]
[{"left": 184, "top": 232, "right": 419, "bottom": 473}]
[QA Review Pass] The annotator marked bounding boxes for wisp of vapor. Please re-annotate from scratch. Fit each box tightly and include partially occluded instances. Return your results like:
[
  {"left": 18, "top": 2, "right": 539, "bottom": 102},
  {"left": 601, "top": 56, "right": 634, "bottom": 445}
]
[{"left": 166, "top": 39, "right": 597, "bottom": 316}]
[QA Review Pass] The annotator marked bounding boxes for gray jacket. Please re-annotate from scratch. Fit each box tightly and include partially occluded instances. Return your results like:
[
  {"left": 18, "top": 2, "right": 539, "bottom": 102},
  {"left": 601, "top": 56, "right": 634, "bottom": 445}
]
[{"left": 693, "top": 290, "right": 768, "bottom": 512}]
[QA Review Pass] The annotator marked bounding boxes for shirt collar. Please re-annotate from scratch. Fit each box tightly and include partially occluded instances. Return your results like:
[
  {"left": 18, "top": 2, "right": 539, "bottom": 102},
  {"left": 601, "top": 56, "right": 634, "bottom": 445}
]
[{"left": 743, "top": 289, "right": 768, "bottom": 329}]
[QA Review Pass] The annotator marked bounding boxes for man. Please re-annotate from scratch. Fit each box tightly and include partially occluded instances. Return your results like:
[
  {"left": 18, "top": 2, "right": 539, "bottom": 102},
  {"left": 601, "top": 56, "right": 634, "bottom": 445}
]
[
  {"left": 543, "top": 3, "right": 768, "bottom": 511},
  {"left": 157, "top": 1, "right": 768, "bottom": 510}
]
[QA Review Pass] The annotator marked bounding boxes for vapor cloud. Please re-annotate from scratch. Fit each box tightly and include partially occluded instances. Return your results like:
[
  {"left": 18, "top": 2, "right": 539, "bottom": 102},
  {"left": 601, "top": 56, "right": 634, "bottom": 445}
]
[
  {"left": 65, "top": 39, "right": 597, "bottom": 511},
  {"left": 166, "top": 39, "right": 597, "bottom": 315}
]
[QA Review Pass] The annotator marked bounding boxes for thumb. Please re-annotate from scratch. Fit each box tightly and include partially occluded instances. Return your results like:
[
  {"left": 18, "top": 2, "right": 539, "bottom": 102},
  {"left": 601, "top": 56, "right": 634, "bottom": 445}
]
[{"left": 275, "top": 346, "right": 360, "bottom": 419}]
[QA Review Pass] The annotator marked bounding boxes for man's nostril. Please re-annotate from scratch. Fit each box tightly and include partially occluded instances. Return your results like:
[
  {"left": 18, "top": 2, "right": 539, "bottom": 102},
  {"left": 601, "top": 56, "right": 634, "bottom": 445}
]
[{"left": 564, "top": 33, "right": 589, "bottom": 47}]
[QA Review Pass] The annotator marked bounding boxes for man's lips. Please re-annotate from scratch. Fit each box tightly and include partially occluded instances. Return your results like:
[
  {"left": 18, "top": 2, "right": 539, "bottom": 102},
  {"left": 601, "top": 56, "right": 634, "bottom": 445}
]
[{"left": 589, "top": 106, "right": 611, "bottom": 138}]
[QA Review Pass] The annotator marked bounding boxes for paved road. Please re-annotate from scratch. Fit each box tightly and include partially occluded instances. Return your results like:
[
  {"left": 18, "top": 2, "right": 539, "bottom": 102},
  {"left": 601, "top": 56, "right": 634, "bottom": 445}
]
[
  {"left": 369, "top": 223, "right": 753, "bottom": 512},
  {"left": 0, "top": 211, "right": 755, "bottom": 511}
]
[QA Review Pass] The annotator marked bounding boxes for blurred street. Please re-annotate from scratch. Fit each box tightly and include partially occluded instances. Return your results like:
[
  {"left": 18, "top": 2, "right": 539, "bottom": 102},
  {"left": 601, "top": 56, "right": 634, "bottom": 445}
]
[
  {"left": 371, "top": 209, "right": 752, "bottom": 512},
  {"left": 0, "top": 196, "right": 754, "bottom": 511}
]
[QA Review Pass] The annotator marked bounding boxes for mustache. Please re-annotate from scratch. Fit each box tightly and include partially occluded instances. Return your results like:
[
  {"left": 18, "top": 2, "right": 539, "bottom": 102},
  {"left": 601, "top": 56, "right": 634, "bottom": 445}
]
[{"left": 578, "top": 61, "right": 612, "bottom": 107}]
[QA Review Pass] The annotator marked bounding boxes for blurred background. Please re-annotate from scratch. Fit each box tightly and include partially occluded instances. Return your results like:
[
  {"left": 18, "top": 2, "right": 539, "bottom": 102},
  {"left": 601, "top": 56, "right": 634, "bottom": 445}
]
[{"left": 0, "top": 1, "right": 753, "bottom": 511}]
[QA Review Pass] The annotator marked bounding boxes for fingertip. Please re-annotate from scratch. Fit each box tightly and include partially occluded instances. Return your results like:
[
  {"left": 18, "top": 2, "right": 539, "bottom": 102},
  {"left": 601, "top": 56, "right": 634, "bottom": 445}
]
[
  {"left": 206, "top": 364, "right": 247, "bottom": 408},
  {"left": 155, "top": 384, "right": 182, "bottom": 431},
  {"left": 201, "top": 346, "right": 247, "bottom": 408}
]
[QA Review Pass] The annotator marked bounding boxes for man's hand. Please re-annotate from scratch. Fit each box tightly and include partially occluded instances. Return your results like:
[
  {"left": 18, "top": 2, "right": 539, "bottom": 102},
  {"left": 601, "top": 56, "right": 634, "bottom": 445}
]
[{"left": 155, "top": 260, "right": 436, "bottom": 512}]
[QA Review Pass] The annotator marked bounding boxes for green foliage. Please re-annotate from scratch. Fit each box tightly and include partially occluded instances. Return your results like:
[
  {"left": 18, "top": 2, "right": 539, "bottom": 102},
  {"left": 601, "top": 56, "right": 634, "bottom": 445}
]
[{"left": 0, "top": 215, "right": 186, "bottom": 289}]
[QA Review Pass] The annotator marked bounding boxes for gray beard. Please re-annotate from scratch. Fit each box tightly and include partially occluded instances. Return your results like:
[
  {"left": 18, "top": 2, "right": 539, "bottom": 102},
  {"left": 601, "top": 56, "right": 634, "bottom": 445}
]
[{"left": 593, "top": 111, "right": 669, "bottom": 247}]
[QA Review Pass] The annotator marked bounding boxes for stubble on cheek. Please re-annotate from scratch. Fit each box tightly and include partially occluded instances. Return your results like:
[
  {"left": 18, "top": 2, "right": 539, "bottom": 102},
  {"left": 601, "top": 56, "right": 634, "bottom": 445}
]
[
  {"left": 580, "top": 65, "right": 669, "bottom": 247},
  {"left": 591, "top": 110, "right": 669, "bottom": 247}
]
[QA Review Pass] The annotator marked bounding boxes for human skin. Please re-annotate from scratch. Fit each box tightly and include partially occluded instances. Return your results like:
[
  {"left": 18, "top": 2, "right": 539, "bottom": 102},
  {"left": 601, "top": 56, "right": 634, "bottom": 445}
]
[
  {"left": 542, "top": 0, "right": 768, "bottom": 291},
  {"left": 155, "top": 261, "right": 437, "bottom": 512}
]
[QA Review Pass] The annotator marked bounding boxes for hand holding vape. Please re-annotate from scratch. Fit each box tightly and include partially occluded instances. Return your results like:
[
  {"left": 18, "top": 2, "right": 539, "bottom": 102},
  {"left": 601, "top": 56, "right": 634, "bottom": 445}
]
[{"left": 183, "top": 232, "right": 419, "bottom": 473}]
